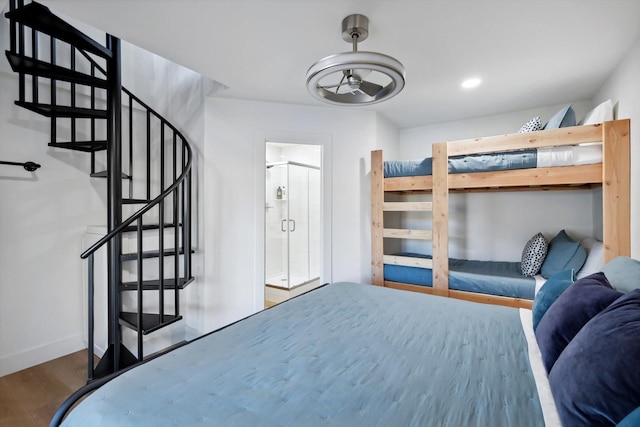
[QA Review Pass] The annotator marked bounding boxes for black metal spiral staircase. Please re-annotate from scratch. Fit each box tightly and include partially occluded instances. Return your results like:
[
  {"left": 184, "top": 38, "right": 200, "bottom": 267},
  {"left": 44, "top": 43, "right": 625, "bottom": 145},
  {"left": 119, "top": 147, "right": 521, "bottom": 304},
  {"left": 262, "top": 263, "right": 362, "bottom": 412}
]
[{"left": 5, "top": 0, "right": 194, "bottom": 380}]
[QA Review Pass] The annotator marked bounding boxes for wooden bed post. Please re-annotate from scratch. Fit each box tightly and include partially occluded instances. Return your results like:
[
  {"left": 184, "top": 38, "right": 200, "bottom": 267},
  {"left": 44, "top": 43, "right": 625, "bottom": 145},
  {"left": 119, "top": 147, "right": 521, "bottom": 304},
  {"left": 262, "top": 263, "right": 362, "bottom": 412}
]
[
  {"left": 371, "top": 150, "right": 385, "bottom": 286},
  {"left": 602, "top": 119, "right": 631, "bottom": 262},
  {"left": 432, "top": 143, "right": 449, "bottom": 296}
]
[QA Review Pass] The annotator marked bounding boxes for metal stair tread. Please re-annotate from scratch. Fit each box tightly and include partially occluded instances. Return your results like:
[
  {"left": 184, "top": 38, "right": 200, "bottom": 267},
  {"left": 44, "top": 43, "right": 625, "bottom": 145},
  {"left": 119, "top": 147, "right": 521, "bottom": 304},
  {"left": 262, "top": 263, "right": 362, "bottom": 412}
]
[
  {"left": 5, "top": 52, "right": 108, "bottom": 88},
  {"left": 121, "top": 248, "right": 193, "bottom": 261},
  {"left": 49, "top": 141, "right": 107, "bottom": 153},
  {"left": 14, "top": 101, "right": 108, "bottom": 119},
  {"left": 123, "top": 198, "right": 151, "bottom": 204},
  {"left": 119, "top": 277, "right": 194, "bottom": 291},
  {"left": 119, "top": 312, "right": 182, "bottom": 335},
  {"left": 90, "top": 170, "right": 132, "bottom": 179},
  {"left": 5, "top": 2, "right": 112, "bottom": 59}
]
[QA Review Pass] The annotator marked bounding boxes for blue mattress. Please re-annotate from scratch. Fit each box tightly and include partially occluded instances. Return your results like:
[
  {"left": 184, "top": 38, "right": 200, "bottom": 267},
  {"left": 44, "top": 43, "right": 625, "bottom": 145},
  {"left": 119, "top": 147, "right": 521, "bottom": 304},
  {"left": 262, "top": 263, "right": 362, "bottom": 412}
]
[
  {"left": 61, "top": 282, "right": 546, "bottom": 426},
  {"left": 384, "top": 149, "right": 537, "bottom": 178},
  {"left": 384, "top": 253, "right": 536, "bottom": 299}
]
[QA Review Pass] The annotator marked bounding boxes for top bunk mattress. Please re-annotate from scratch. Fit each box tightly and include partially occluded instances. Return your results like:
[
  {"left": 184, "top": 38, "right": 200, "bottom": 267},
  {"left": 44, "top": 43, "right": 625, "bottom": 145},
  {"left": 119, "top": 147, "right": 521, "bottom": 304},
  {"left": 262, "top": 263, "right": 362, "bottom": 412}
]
[{"left": 384, "top": 144, "right": 603, "bottom": 178}]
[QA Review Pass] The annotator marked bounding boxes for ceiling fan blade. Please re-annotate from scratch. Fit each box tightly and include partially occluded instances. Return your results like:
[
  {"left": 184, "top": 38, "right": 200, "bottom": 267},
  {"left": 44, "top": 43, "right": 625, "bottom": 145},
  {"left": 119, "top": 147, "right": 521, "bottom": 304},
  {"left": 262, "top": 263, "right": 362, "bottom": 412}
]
[
  {"left": 358, "top": 80, "right": 383, "bottom": 97},
  {"left": 350, "top": 68, "right": 372, "bottom": 80}
]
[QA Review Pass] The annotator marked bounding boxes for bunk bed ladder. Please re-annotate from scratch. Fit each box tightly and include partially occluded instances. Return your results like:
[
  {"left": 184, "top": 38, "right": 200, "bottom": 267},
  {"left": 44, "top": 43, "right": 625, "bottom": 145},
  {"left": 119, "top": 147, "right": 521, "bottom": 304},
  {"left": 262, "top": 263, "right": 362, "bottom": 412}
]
[{"left": 5, "top": 0, "right": 194, "bottom": 381}]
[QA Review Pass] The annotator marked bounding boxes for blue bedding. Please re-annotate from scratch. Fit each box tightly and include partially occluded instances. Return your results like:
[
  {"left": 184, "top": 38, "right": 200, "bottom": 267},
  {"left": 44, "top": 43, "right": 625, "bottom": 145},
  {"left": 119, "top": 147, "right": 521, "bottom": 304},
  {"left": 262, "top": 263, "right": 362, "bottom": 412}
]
[
  {"left": 61, "top": 283, "right": 545, "bottom": 427},
  {"left": 384, "top": 149, "right": 538, "bottom": 178},
  {"left": 384, "top": 253, "right": 536, "bottom": 299}
]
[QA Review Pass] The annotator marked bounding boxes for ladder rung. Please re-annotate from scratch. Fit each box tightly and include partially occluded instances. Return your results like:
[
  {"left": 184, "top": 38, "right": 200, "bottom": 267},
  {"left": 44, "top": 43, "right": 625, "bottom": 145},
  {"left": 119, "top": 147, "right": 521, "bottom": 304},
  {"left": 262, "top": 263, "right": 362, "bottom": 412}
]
[
  {"left": 383, "top": 255, "right": 433, "bottom": 269},
  {"left": 383, "top": 202, "right": 432, "bottom": 211},
  {"left": 383, "top": 228, "right": 432, "bottom": 240}
]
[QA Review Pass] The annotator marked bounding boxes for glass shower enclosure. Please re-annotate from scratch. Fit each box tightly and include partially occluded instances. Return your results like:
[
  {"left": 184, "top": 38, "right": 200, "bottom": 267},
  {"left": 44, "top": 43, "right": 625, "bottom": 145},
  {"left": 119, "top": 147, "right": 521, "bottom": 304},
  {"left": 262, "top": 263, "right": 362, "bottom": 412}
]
[{"left": 265, "top": 161, "right": 320, "bottom": 289}]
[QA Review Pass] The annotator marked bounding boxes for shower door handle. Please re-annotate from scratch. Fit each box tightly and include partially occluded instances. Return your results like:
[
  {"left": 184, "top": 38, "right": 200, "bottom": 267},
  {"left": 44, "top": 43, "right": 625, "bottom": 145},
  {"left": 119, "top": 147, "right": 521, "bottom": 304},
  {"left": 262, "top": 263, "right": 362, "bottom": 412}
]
[{"left": 281, "top": 219, "right": 296, "bottom": 232}]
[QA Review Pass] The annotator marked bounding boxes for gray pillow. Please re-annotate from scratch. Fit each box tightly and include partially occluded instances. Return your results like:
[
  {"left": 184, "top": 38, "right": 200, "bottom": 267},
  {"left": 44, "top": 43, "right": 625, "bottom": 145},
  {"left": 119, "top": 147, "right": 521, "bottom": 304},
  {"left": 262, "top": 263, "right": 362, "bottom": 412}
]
[
  {"left": 544, "top": 105, "right": 576, "bottom": 129},
  {"left": 602, "top": 257, "right": 640, "bottom": 293},
  {"left": 540, "top": 230, "right": 586, "bottom": 279},
  {"left": 521, "top": 232, "right": 548, "bottom": 277}
]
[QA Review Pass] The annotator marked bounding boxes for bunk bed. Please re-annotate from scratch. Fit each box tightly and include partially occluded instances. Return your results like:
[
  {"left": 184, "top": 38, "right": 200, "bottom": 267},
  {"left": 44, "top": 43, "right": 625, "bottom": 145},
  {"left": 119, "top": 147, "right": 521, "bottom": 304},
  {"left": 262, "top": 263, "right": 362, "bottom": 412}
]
[{"left": 371, "top": 119, "right": 631, "bottom": 309}]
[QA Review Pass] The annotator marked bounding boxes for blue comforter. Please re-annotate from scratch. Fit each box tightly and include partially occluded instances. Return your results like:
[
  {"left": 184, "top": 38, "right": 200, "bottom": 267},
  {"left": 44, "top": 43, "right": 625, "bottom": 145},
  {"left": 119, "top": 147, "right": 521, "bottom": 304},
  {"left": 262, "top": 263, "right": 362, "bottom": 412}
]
[{"left": 61, "top": 283, "right": 545, "bottom": 426}]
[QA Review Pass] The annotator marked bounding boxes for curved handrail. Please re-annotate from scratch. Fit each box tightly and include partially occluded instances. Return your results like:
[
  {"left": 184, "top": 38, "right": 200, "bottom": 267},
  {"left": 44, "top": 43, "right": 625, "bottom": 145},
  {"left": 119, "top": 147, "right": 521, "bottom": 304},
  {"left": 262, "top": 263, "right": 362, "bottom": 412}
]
[{"left": 80, "top": 91, "right": 193, "bottom": 260}]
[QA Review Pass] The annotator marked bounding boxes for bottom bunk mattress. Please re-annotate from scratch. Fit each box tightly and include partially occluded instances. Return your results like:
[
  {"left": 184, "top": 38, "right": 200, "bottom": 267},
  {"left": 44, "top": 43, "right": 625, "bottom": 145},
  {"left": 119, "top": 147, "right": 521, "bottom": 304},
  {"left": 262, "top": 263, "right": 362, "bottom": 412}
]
[
  {"left": 60, "top": 282, "right": 556, "bottom": 427},
  {"left": 384, "top": 253, "right": 536, "bottom": 299}
]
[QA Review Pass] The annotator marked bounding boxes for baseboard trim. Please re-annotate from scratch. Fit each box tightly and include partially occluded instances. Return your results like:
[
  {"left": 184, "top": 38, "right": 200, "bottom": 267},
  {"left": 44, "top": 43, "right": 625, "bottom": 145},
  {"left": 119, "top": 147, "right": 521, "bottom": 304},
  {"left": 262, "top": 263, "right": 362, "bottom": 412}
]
[{"left": 0, "top": 334, "right": 85, "bottom": 377}]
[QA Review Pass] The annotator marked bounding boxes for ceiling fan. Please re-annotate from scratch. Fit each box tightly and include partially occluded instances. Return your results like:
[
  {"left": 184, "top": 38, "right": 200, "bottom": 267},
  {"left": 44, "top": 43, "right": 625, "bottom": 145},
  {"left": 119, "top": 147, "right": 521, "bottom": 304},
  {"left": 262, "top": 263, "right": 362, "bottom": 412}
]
[{"left": 306, "top": 14, "right": 406, "bottom": 106}]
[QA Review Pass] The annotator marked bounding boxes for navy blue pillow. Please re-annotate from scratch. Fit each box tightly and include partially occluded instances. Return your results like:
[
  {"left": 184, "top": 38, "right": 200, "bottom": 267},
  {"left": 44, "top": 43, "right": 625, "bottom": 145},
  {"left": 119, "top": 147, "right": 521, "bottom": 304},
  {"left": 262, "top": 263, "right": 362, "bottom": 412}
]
[
  {"left": 535, "top": 272, "right": 622, "bottom": 373},
  {"left": 549, "top": 289, "right": 640, "bottom": 427},
  {"left": 531, "top": 269, "right": 574, "bottom": 331},
  {"left": 540, "top": 230, "right": 586, "bottom": 279}
]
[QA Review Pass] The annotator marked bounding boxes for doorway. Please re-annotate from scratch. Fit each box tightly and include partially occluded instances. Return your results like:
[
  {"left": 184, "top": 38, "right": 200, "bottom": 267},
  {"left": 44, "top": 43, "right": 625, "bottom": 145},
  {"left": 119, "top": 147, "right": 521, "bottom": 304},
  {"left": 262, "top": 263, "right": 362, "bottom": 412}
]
[{"left": 264, "top": 142, "right": 322, "bottom": 307}]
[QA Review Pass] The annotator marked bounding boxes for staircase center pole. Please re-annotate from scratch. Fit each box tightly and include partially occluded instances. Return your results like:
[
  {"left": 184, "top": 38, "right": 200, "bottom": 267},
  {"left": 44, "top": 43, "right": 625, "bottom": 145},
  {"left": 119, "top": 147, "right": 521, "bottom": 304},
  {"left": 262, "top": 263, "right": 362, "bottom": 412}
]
[{"left": 106, "top": 35, "right": 123, "bottom": 371}]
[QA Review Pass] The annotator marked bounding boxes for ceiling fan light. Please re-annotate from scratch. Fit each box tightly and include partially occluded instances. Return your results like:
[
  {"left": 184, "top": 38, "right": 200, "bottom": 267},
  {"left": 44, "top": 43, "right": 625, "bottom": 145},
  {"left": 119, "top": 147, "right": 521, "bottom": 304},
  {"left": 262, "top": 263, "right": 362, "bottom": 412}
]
[
  {"left": 306, "top": 51, "right": 405, "bottom": 106},
  {"left": 306, "top": 14, "right": 405, "bottom": 106}
]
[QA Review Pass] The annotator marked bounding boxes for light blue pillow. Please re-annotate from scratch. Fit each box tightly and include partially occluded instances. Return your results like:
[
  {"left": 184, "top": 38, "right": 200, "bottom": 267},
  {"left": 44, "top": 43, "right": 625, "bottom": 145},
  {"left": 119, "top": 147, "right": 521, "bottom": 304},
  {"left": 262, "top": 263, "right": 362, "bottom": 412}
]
[
  {"left": 617, "top": 407, "right": 640, "bottom": 427},
  {"left": 540, "top": 230, "right": 586, "bottom": 279},
  {"left": 602, "top": 256, "right": 640, "bottom": 293},
  {"left": 544, "top": 104, "right": 576, "bottom": 129},
  {"left": 532, "top": 269, "right": 574, "bottom": 331}
]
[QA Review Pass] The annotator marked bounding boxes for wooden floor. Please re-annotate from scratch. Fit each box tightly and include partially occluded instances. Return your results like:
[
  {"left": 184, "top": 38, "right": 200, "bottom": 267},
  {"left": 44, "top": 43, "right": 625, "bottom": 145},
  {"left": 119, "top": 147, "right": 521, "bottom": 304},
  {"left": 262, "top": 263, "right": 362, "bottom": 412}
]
[{"left": 0, "top": 350, "right": 88, "bottom": 427}]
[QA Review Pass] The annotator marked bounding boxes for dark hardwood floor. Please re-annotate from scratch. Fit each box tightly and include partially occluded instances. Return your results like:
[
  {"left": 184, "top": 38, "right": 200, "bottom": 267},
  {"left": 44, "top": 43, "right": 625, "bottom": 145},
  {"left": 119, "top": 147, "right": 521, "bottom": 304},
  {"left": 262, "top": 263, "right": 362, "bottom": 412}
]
[{"left": 0, "top": 350, "right": 88, "bottom": 427}]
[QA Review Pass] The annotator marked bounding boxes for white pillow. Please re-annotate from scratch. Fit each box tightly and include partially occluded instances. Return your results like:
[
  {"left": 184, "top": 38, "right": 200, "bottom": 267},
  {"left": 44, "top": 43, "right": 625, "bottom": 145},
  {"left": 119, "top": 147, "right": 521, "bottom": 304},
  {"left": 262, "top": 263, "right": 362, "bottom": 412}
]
[
  {"left": 576, "top": 238, "right": 604, "bottom": 279},
  {"left": 581, "top": 99, "right": 614, "bottom": 125}
]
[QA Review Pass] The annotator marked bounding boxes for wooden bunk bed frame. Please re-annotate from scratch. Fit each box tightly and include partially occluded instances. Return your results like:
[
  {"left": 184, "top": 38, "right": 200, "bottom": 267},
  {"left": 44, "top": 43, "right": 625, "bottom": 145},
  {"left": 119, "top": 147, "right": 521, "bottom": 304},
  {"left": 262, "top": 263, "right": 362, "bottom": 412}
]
[{"left": 371, "top": 119, "right": 631, "bottom": 309}]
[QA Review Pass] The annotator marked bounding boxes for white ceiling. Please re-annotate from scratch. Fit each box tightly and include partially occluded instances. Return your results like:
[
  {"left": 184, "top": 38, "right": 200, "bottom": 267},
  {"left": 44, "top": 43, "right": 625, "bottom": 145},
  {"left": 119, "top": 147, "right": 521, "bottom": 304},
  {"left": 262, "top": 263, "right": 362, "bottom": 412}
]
[{"left": 41, "top": 0, "right": 640, "bottom": 129}]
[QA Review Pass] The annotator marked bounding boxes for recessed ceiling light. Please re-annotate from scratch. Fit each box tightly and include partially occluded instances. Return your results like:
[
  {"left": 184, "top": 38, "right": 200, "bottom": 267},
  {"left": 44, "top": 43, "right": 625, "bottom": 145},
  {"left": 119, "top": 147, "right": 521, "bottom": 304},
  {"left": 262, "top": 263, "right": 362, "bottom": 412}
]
[{"left": 461, "top": 78, "right": 482, "bottom": 89}]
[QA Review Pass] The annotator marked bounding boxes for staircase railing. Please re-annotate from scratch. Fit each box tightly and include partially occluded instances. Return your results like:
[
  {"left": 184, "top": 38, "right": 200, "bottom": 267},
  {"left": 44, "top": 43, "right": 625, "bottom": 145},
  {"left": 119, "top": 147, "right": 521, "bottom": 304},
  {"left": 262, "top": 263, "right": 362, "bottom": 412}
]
[
  {"left": 81, "top": 114, "right": 193, "bottom": 379},
  {"left": 5, "top": 0, "right": 194, "bottom": 381}
]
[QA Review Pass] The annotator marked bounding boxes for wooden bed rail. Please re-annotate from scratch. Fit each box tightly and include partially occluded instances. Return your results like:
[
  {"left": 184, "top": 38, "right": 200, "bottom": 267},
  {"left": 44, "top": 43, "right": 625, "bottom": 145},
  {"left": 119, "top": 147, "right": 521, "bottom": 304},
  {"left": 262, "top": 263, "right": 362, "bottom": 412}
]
[{"left": 371, "top": 119, "right": 630, "bottom": 307}]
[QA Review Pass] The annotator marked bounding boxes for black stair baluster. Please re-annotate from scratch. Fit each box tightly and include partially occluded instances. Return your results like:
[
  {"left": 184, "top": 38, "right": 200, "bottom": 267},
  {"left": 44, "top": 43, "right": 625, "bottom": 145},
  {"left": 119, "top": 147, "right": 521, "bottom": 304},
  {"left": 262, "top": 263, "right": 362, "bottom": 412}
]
[
  {"left": 128, "top": 94, "right": 133, "bottom": 199},
  {"left": 136, "top": 218, "right": 143, "bottom": 359},
  {"left": 146, "top": 110, "right": 151, "bottom": 201},
  {"left": 87, "top": 253, "right": 95, "bottom": 381},
  {"left": 31, "top": 28, "right": 37, "bottom": 104},
  {"left": 159, "top": 122, "right": 165, "bottom": 323},
  {"left": 17, "top": 5, "right": 25, "bottom": 102},
  {"left": 173, "top": 132, "right": 179, "bottom": 314},
  {"left": 70, "top": 46, "right": 76, "bottom": 144},
  {"left": 50, "top": 37, "right": 57, "bottom": 144}
]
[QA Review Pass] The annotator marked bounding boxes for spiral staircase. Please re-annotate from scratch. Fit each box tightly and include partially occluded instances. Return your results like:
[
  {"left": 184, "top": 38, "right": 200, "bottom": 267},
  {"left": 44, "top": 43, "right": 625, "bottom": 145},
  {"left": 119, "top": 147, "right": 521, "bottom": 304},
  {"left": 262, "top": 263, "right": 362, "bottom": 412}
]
[{"left": 5, "top": 0, "right": 194, "bottom": 380}]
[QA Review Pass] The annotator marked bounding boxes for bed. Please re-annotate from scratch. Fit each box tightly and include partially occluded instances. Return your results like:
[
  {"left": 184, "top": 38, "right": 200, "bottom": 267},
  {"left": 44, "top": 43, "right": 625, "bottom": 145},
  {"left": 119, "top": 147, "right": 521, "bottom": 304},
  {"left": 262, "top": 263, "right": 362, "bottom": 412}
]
[
  {"left": 371, "top": 119, "right": 631, "bottom": 308},
  {"left": 53, "top": 277, "right": 640, "bottom": 426},
  {"left": 55, "top": 282, "right": 558, "bottom": 426}
]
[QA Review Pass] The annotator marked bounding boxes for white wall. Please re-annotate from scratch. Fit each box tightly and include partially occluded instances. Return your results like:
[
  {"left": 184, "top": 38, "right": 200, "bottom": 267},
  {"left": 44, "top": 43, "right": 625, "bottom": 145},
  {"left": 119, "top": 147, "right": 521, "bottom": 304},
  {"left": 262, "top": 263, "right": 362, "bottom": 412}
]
[
  {"left": 202, "top": 98, "right": 396, "bottom": 332},
  {"left": 592, "top": 37, "right": 640, "bottom": 258},
  {"left": 398, "top": 101, "right": 599, "bottom": 261},
  {"left": 0, "top": 71, "right": 106, "bottom": 376}
]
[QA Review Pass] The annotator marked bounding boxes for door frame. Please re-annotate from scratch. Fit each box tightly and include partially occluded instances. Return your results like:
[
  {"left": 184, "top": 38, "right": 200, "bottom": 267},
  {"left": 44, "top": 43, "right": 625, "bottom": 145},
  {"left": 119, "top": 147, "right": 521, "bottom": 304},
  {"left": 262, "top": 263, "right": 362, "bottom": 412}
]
[{"left": 253, "top": 130, "right": 332, "bottom": 311}]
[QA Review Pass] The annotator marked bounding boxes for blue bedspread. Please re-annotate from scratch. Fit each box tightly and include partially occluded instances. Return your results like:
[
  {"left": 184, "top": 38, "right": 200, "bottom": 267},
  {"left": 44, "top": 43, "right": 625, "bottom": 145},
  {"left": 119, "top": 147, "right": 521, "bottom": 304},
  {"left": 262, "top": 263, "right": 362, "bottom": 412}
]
[
  {"left": 384, "top": 149, "right": 538, "bottom": 178},
  {"left": 384, "top": 253, "right": 536, "bottom": 299},
  {"left": 61, "top": 283, "right": 544, "bottom": 426}
]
